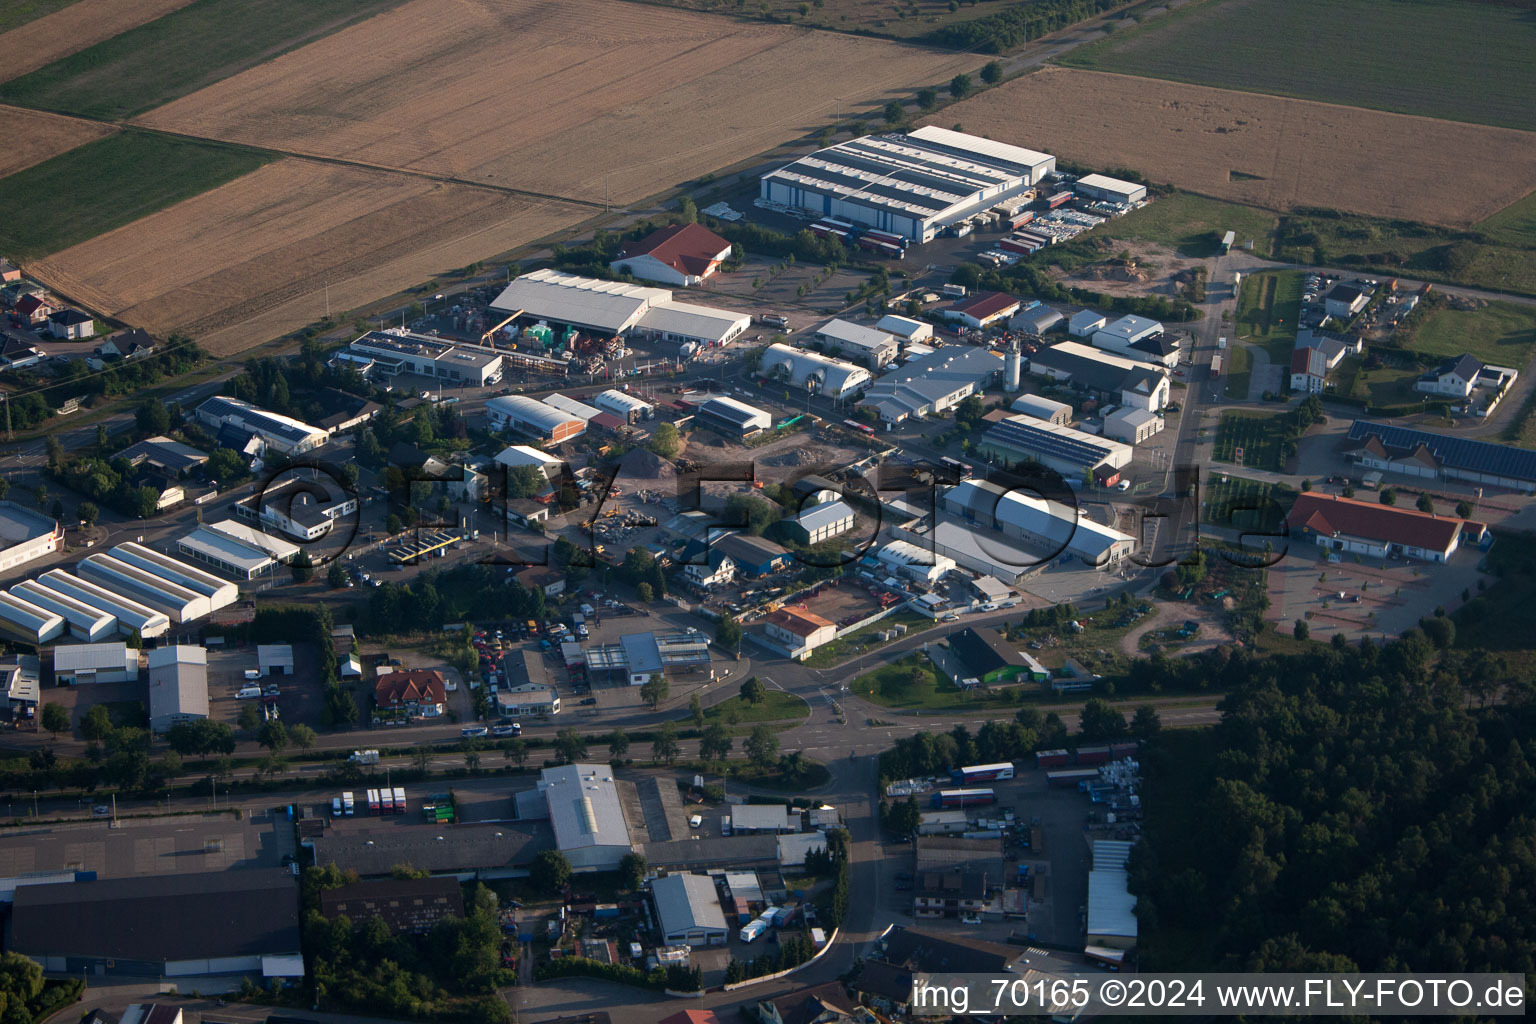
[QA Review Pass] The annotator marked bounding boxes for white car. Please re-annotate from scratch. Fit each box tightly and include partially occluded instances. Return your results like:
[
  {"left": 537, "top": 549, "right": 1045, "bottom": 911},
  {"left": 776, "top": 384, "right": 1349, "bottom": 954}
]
[
  {"left": 1117, "top": 480, "right": 1132, "bottom": 492},
  {"left": 689, "top": 814, "right": 703, "bottom": 829}
]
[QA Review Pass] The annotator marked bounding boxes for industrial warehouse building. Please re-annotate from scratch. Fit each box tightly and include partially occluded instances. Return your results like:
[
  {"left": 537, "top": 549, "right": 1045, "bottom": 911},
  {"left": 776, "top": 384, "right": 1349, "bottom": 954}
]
[
  {"left": 651, "top": 873, "right": 729, "bottom": 947},
  {"left": 978, "top": 415, "right": 1133, "bottom": 484},
  {"left": 943, "top": 479, "right": 1136, "bottom": 568},
  {"left": 876, "top": 314, "right": 933, "bottom": 345},
  {"left": 784, "top": 500, "right": 854, "bottom": 545},
  {"left": 1092, "top": 315, "right": 1168, "bottom": 363},
  {"left": 761, "top": 344, "right": 871, "bottom": 399},
  {"left": 609, "top": 222, "right": 732, "bottom": 287},
  {"left": 1074, "top": 173, "right": 1147, "bottom": 206},
  {"left": 697, "top": 395, "right": 772, "bottom": 438},
  {"left": 543, "top": 392, "right": 602, "bottom": 422},
  {"left": 78, "top": 554, "right": 211, "bottom": 624},
  {"left": 0, "top": 591, "right": 65, "bottom": 645},
  {"left": 9, "top": 580, "right": 116, "bottom": 642},
  {"left": 147, "top": 645, "right": 209, "bottom": 733},
  {"left": 193, "top": 396, "right": 327, "bottom": 455},
  {"left": 1342, "top": 420, "right": 1536, "bottom": 493},
  {"left": 37, "top": 570, "right": 170, "bottom": 639},
  {"left": 0, "top": 502, "right": 62, "bottom": 575},
  {"left": 760, "top": 127, "right": 1055, "bottom": 242},
  {"left": 486, "top": 395, "right": 586, "bottom": 445},
  {"left": 859, "top": 346, "right": 1004, "bottom": 425},
  {"left": 1010, "top": 393, "right": 1072, "bottom": 426},
  {"left": 814, "top": 319, "right": 898, "bottom": 368},
  {"left": 1068, "top": 310, "right": 1107, "bottom": 338},
  {"left": 876, "top": 539, "right": 956, "bottom": 583},
  {"left": 177, "top": 521, "right": 296, "bottom": 580},
  {"left": 1028, "top": 342, "right": 1170, "bottom": 412},
  {"left": 578, "top": 631, "right": 713, "bottom": 686},
  {"left": 1103, "top": 407, "right": 1164, "bottom": 445},
  {"left": 10, "top": 870, "right": 302, "bottom": 982},
  {"left": 107, "top": 543, "right": 239, "bottom": 611},
  {"left": 942, "top": 291, "right": 1020, "bottom": 331},
  {"left": 1287, "top": 492, "right": 1482, "bottom": 563},
  {"left": 537, "top": 764, "right": 633, "bottom": 872},
  {"left": 53, "top": 642, "right": 139, "bottom": 685},
  {"left": 1087, "top": 839, "right": 1138, "bottom": 951},
  {"left": 489, "top": 269, "right": 750, "bottom": 347},
  {"left": 594, "top": 390, "right": 654, "bottom": 422},
  {"left": 348, "top": 330, "right": 504, "bottom": 386}
]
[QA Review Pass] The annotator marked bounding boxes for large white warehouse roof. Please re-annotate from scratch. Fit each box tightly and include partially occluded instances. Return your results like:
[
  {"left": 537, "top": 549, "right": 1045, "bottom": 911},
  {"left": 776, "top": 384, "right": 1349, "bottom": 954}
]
[
  {"left": 0, "top": 591, "right": 65, "bottom": 644},
  {"left": 490, "top": 269, "right": 667, "bottom": 334},
  {"left": 37, "top": 570, "right": 171, "bottom": 639},
  {"left": 77, "top": 554, "right": 211, "bottom": 623},
  {"left": 762, "top": 343, "right": 871, "bottom": 397},
  {"left": 108, "top": 543, "right": 239, "bottom": 609},
  {"left": 539, "top": 763, "right": 631, "bottom": 853},
  {"left": 10, "top": 581, "right": 116, "bottom": 642}
]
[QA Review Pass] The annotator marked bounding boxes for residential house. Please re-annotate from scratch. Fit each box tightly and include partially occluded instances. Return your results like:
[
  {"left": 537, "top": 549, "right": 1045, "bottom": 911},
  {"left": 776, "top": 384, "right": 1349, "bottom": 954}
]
[
  {"left": 1417, "top": 353, "right": 1484, "bottom": 398},
  {"left": 13, "top": 294, "right": 52, "bottom": 325},
  {"left": 0, "top": 259, "right": 19, "bottom": 282},
  {"left": 758, "top": 983, "right": 860, "bottom": 1024},
  {"left": 913, "top": 869, "right": 989, "bottom": 918},
  {"left": 515, "top": 566, "right": 565, "bottom": 597},
  {"left": 375, "top": 669, "right": 447, "bottom": 718},
  {"left": 46, "top": 308, "right": 95, "bottom": 340},
  {"left": 0, "top": 338, "right": 42, "bottom": 369},
  {"left": 682, "top": 552, "right": 736, "bottom": 589},
  {"left": 93, "top": 329, "right": 155, "bottom": 361},
  {"left": 764, "top": 608, "right": 837, "bottom": 661},
  {"left": 849, "top": 960, "right": 915, "bottom": 1015}
]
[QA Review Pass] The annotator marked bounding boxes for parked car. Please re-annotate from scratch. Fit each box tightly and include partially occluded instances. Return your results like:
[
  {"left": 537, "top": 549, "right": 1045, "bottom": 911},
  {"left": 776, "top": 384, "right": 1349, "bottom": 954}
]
[{"left": 579, "top": 697, "right": 597, "bottom": 706}]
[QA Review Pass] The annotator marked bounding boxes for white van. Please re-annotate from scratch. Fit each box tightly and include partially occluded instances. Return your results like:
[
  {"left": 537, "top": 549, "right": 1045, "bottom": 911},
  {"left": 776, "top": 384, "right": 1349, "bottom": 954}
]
[{"left": 237, "top": 684, "right": 262, "bottom": 699}]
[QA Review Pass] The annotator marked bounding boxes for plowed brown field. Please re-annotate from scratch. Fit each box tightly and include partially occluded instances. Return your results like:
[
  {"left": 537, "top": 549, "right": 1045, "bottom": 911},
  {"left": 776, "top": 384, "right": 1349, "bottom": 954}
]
[
  {"left": 30, "top": 159, "right": 590, "bottom": 356},
  {"left": 135, "top": 0, "right": 983, "bottom": 205},
  {"left": 932, "top": 67, "right": 1536, "bottom": 227},
  {"left": 0, "top": 0, "right": 201, "bottom": 83},
  {"left": 0, "top": 104, "right": 114, "bottom": 177}
]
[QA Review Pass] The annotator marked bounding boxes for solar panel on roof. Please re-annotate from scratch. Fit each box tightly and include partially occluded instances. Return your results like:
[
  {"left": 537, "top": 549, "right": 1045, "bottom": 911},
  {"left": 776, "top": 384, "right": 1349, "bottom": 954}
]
[
  {"left": 985, "top": 420, "right": 1115, "bottom": 465},
  {"left": 1348, "top": 421, "right": 1536, "bottom": 481}
]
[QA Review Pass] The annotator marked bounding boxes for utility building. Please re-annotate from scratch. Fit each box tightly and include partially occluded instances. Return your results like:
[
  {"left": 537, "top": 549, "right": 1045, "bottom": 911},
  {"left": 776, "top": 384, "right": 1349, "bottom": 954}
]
[
  {"left": 651, "top": 873, "right": 729, "bottom": 947},
  {"left": 1074, "top": 174, "right": 1147, "bottom": 205},
  {"left": 53, "top": 642, "right": 139, "bottom": 685}
]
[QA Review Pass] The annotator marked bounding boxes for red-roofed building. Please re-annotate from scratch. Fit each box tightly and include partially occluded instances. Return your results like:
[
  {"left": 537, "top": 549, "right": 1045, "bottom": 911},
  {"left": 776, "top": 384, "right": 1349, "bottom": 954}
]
[
  {"left": 658, "top": 1010, "right": 722, "bottom": 1024},
  {"left": 764, "top": 608, "right": 837, "bottom": 660},
  {"left": 610, "top": 223, "right": 733, "bottom": 287},
  {"left": 374, "top": 669, "right": 447, "bottom": 717},
  {"left": 941, "top": 291, "right": 1020, "bottom": 330},
  {"left": 1287, "top": 492, "right": 1484, "bottom": 563},
  {"left": 13, "top": 294, "right": 53, "bottom": 325}
]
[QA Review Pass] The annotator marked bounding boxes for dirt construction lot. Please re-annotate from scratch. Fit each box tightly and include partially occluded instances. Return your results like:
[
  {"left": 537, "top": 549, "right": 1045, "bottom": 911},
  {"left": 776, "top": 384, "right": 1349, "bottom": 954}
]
[
  {"left": 0, "top": 105, "right": 114, "bottom": 178},
  {"left": 30, "top": 159, "right": 591, "bottom": 356},
  {"left": 135, "top": 0, "right": 984, "bottom": 206},
  {"left": 931, "top": 67, "right": 1536, "bottom": 227},
  {"left": 0, "top": 0, "right": 200, "bottom": 83}
]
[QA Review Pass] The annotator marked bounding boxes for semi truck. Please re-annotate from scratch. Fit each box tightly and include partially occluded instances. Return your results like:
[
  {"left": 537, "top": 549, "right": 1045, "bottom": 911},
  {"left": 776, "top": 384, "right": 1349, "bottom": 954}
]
[
  {"left": 932, "top": 788, "right": 997, "bottom": 809},
  {"left": 951, "top": 762, "right": 1015, "bottom": 784}
]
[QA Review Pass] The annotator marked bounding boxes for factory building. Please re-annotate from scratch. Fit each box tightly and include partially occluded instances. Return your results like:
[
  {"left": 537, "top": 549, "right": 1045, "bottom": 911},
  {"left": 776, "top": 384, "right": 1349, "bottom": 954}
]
[
  {"left": 1028, "top": 342, "right": 1170, "bottom": 412},
  {"left": 0, "top": 591, "right": 65, "bottom": 645},
  {"left": 610, "top": 223, "right": 733, "bottom": 287},
  {"left": 761, "top": 344, "right": 871, "bottom": 399},
  {"left": 697, "top": 396, "right": 772, "bottom": 438},
  {"left": 176, "top": 522, "right": 294, "bottom": 580},
  {"left": 1074, "top": 174, "right": 1147, "bottom": 205},
  {"left": 652, "top": 873, "right": 729, "bottom": 947},
  {"left": 859, "top": 346, "right": 1004, "bottom": 425},
  {"left": 1087, "top": 839, "right": 1138, "bottom": 950},
  {"left": 1010, "top": 393, "right": 1072, "bottom": 426},
  {"left": 489, "top": 269, "right": 751, "bottom": 346},
  {"left": 36, "top": 571, "right": 170, "bottom": 639},
  {"left": 77, "top": 554, "right": 211, "bottom": 624},
  {"left": 876, "top": 314, "right": 933, "bottom": 345},
  {"left": 543, "top": 393, "right": 602, "bottom": 422},
  {"left": 784, "top": 500, "right": 854, "bottom": 545},
  {"left": 1103, "top": 407, "right": 1164, "bottom": 445},
  {"left": 538, "top": 763, "right": 633, "bottom": 872},
  {"left": 147, "top": 646, "right": 209, "bottom": 733},
  {"left": 9, "top": 580, "right": 116, "bottom": 642},
  {"left": 192, "top": 396, "right": 327, "bottom": 455},
  {"left": 53, "top": 642, "right": 139, "bottom": 685},
  {"left": 760, "top": 127, "right": 1055, "bottom": 242},
  {"left": 1092, "top": 315, "right": 1164, "bottom": 358},
  {"left": 348, "top": 330, "right": 504, "bottom": 387},
  {"left": 1068, "top": 310, "right": 1107, "bottom": 338},
  {"left": 813, "top": 320, "right": 898, "bottom": 369},
  {"left": 107, "top": 543, "right": 239, "bottom": 611},
  {"left": 943, "top": 480, "right": 1135, "bottom": 568},
  {"left": 1011, "top": 305, "right": 1064, "bottom": 335},
  {"left": 0, "top": 502, "right": 62, "bottom": 575},
  {"left": 594, "top": 390, "right": 654, "bottom": 422},
  {"left": 485, "top": 395, "right": 586, "bottom": 445},
  {"left": 979, "top": 415, "right": 1133, "bottom": 483},
  {"left": 942, "top": 291, "right": 1021, "bottom": 331},
  {"left": 876, "top": 539, "right": 955, "bottom": 584}
]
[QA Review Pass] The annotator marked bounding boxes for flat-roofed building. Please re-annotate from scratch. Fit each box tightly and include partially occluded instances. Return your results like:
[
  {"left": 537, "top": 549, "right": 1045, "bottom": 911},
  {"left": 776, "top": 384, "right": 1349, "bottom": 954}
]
[
  {"left": 0, "top": 501, "right": 62, "bottom": 574},
  {"left": 1087, "top": 839, "right": 1137, "bottom": 950},
  {"left": 233, "top": 476, "right": 358, "bottom": 542},
  {"left": 813, "top": 319, "right": 898, "bottom": 369},
  {"left": 193, "top": 396, "right": 327, "bottom": 455},
  {"left": 698, "top": 396, "right": 772, "bottom": 438},
  {"left": 77, "top": 554, "right": 211, "bottom": 624},
  {"left": 348, "top": 330, "right": 504, "bottom": 386},
  {"left": 485, "top": 395, "right": 586, "bottom": 445},
  {"left": 9, "top": 581, "right": 116, "bottom": 642},
  {"left": 651, "top": 872, "right": 729, "bottom": 947},
  {"left": 0, "top": 591, "right": 65, "bottom": 645},
  {"left": 176, "top": 525, "right": 285, "bottom": 580},
  {"left": 37, "top": 570, "right": 170, "bottom": 639},
  {"left": 1074, "top": 173, "right": 1147, "bottom": 205},
  {"left": 53, "top": 642, "right": 138, "bottom": 685},
  {"left": 146, "top": 645, "right": 209, "bottom": 733},
  {"left": 761, "top": 127, "right": 1055, "bottom": 242},
  {"left": 107, "top": 543, "right": 239, "bottom": 611},
  {"left": 539, "top": 763, "right": 633, "bottom": 871},
  {"left": 1103, "top": 407, "right": 1164, "bottom": 445}
]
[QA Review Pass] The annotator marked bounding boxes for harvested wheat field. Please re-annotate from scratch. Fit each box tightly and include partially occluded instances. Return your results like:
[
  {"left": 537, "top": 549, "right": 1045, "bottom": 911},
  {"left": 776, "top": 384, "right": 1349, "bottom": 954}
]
[
  {"left": 0, "top": 105, "right": 114, "bottom": 178},
  {"left": 136, "top": 0, "right": 982, "bottom": 205},
  {"left": 0, "top": 0, "right": 200, "bottom": 83},
  {"left": 931, "top": 67, "right": 1536, "bottom": 226},
  {"left": 31, "top": 159, "right": 590, "bottom": 356}
]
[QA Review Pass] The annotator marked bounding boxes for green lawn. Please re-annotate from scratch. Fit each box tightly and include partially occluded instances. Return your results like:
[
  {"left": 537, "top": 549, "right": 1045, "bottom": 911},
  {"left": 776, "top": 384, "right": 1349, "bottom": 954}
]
[
  {"left": 1089, "top": 191, "right": 1278, "bottom": 258},
  {"left": 1234, "top": 270, "right": 1303, "bottom": 363},
  {"left": 1347, "top": 365, "right": 1424, "bottom": 413},
  {"left": 1212, "top": 410, "right": 1290, "bottom": 471},
  {"left": 1202, "top": 474, "right": 1287, "bottom": 533},
  {"left": 0, "top": 130, "right": 271, "bottom": 259},
  {"left": 856, "top": 655, "right": 1018, "bottom": 712},
  {"left": 0, "top": 0, "right": 410, "bottom": 120},
  {"left": 0, "top": 0, "right": 84, "bottom": 33},
  {"left": 1218, "top": 340, "right": 1251, "bottom": 402},
  {"left": 702, "top": 689, "right": 808, "bottom": 725},
  {"left": 1058, "top": 0, "right": 1536, "bottom": 132},
  {"left": 1408, "top": 301, "right": 1536, "bottom": 368},
  {"left": 799, "top": 610, "right": 928, "bottom": 668},
  {"left": 1478, "top": 190, "right": 1536, "bottom": 251}
]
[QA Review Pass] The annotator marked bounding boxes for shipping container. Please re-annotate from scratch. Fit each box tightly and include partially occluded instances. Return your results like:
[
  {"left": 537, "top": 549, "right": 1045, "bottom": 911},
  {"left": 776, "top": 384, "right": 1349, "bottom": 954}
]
[
  {"left": 952, "top": 762, "right": 1015, "bottom": 784},
  {"left": 1045, "top": 191, "right": 1075, "bottom": 209},
  {"left": 1109, "top": 741, "right": 1139, "bottom": 758},
  {"left": 874, "top": 240, "right": 905, "bottom": 260},
  {"left": 1076, "top": 744, "right": 1112, "bottom": 765},
  {"left": 998, "top": 236, "right": 1039, "bottom": 256},
  {"left": 1035, "top": 748, "right": 1072, "bottom": 768},
  {"left": 931, "top": 788, "right": 997, "bottom": 809},
  {"left": 1009, "top": 211, "right": 1036, "bottom": 230},
  {"left": 1047, "top": 768, "right": 1099, "bottom": 788},
  {"left": 942, "top": 284, "right": 968, "bottom": 298}
]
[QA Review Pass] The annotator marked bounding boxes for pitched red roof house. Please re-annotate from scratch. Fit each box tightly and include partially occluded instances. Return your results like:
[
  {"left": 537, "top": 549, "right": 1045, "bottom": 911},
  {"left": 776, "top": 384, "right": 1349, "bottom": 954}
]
[
  {"left": 1287, "top": 492, "right": 1483, "bottom": 562},
  {"left": 375, "top": 669, "right": 447, "bottom": 711},
  {"left": 766, "top": 608, "right": 834, "bottom": 637},
  {"left": 14, "top": 294, "right": 51, "bottom": 322},
  {"left": 942, "top": 291, "right": 1020, "bottom": 328},
  {"left": 611, "top": 223, "right": 732, "bottom": 286}
]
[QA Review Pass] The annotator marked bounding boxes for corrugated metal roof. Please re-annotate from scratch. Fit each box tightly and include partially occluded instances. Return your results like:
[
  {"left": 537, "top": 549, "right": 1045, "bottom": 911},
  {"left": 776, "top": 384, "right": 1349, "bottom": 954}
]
[
  {"left": 490, "top": 268, "right": 667, "bottom": 333},
  {"left": 652, "top": 872, "right": 728, "bottom": 936}
]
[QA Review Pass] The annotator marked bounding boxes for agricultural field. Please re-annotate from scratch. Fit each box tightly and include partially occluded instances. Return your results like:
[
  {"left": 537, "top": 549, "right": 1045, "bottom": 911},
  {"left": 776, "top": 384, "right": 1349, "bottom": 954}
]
[
  {"left": 931, "top": 67, "right": 1536, "bottom": 227},
  {"left": 1212, "top": 410, "right": 1290, "bottom": 472},
  {"left": 0, "top": 0, "right": 200, "bottom": 83},
  {"left": 1408, "top": 301, "right": 1536, "bottom": 369},
  {"left": 29, "top": 159, "right": 590, "bottom": 356},
  {"left": 1057, "top": 0, "right": 1536, "bottom": 132},
  {"left": 0, "top": 0, "right": 412, "bottom": 119},
  {"left": 1234, "top": 270, "right": 1302, "bottom": 362},
  {"left": 0, "top": 105, "right": 113, "bottom": 179},
  {"left": 0, "top": 130, "right": 270, "bottom": 260},
  {"left": 621, "top": 0, "right": 1026, "bottom": 41},
  {"left": 134, "top": 0, "right": 984, "bottom": 206}
]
